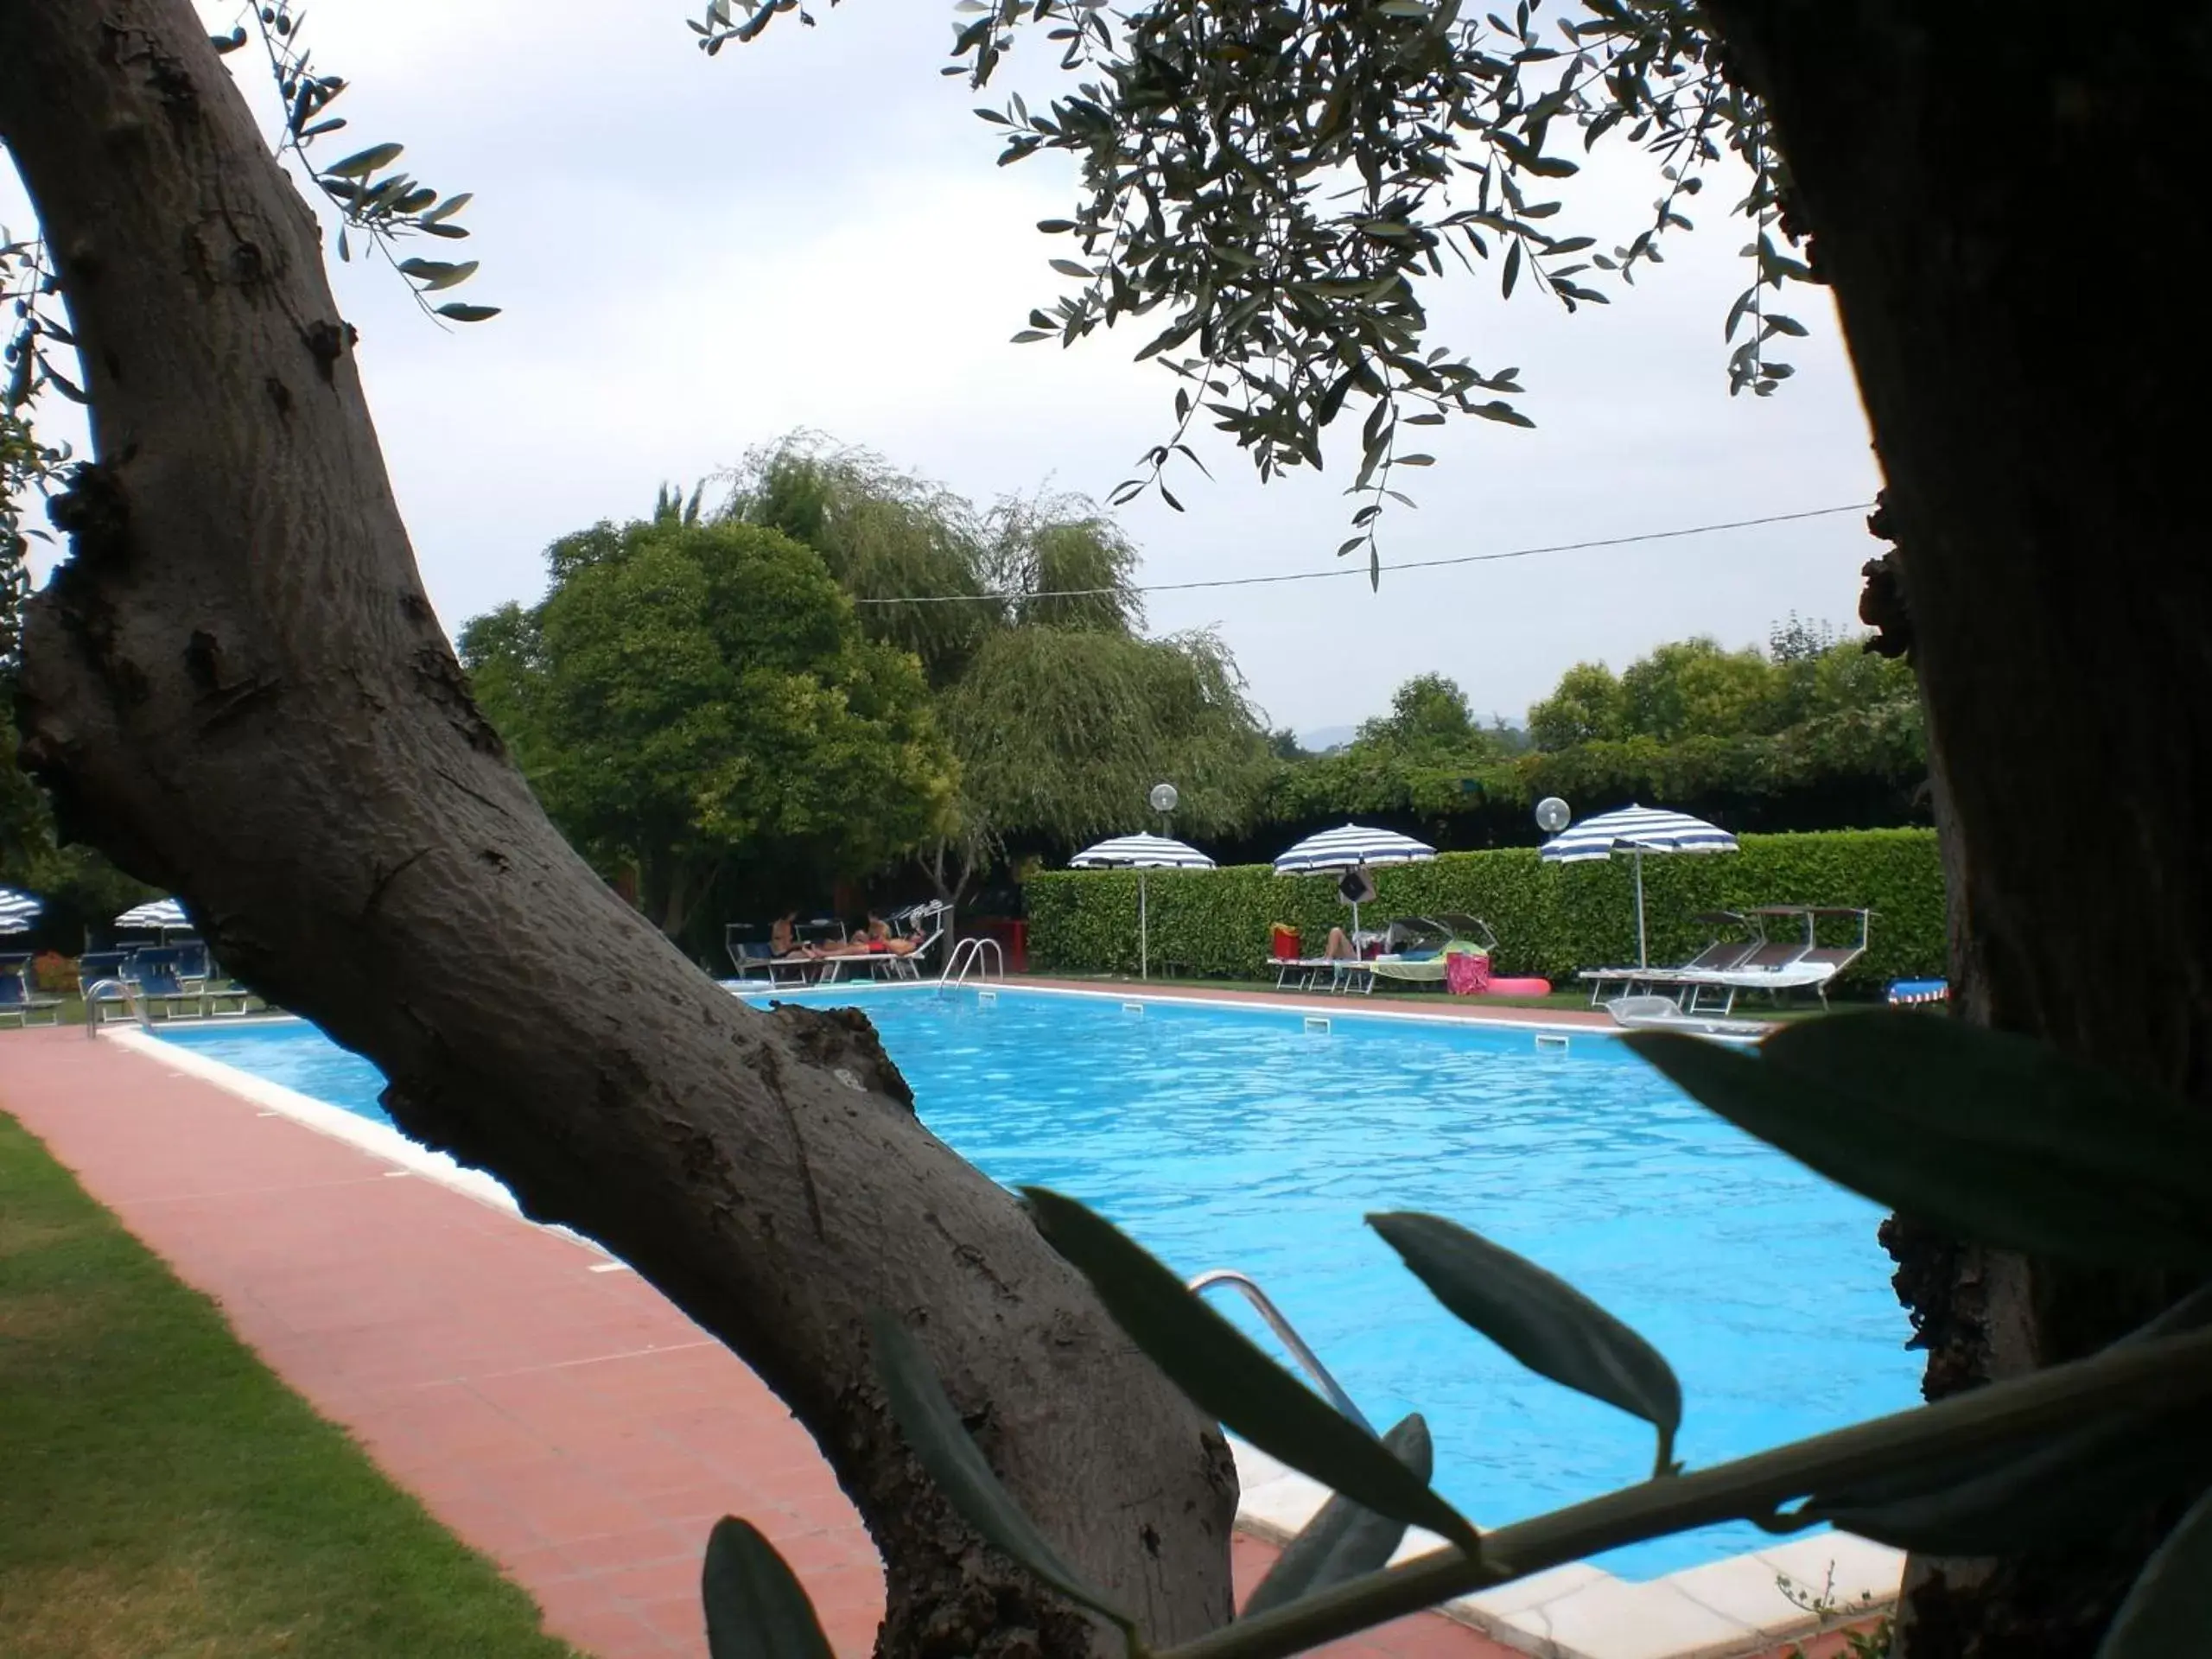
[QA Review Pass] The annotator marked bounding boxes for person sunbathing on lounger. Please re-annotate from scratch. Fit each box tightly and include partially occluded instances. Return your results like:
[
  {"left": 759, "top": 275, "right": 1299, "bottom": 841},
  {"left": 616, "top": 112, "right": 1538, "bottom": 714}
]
[
  {"left": 1324, "top": 926, "right": 1359, "bottom": 959},
  {"left": 816, "top": 914, "right": 920, "bottom": 957}
]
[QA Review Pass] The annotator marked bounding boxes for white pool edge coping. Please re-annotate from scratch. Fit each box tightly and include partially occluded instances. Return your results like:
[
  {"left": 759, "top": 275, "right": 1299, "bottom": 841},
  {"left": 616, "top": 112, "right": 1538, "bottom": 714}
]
[
  {"left": 717, "top": 974, "right": 1720, "bottom": 1044},
  {"left": 108, "top": 1009, "right": 1890, "bottom": 1659},
  {"left": 99, "top": 1022, "right": 616, "bottom": 1262},
  {"left": 1226, "top": 1436, "right": 1899, "bottom": 1659}
]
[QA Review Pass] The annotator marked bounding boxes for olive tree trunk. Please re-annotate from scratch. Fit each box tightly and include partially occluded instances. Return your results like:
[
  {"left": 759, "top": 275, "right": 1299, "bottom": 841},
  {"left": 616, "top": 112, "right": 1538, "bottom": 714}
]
[
  {"left": 1706, "top": 6, "right": 2212, "bottom": 1653},
  {"left": 0, "top": 5, "right": 1236, "bottom": 1653}
]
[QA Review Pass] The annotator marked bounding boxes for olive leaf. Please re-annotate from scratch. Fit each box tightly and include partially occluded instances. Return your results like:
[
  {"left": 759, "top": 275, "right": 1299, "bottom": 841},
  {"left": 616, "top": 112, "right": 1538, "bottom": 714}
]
[
  {"left": 2098, "top": 1483, "right": 2212, "bottom": 1657},
  {"left": 1802, "top": 1283, "right": 2212, "bottom": 1553},
  {"left": 1243, "top": 1414, "right": 1433, "bottom": 1618},
  {"left": 1627, "top": 1014, "right": 2212, "bottom": 1268},
  {"left": 867, "top": 1311, "right": 1135, "bottom": 1632},
  {"left": 1020, "top": 1187, "right": 1479, "bottom": 1554},
  {"left": 702, "top": 1516, "right": 835, "bottom": 1659},
  {"left": 1370, "top": 1211, "right": 1681, "bottom": 1476}
]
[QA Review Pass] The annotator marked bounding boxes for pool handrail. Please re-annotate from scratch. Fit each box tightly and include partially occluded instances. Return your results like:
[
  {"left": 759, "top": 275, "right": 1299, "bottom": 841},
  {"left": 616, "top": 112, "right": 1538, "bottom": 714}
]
[
  {"left": 938, "top": 936, "right": 1004, "bottom": 991},
  {"left": 82, "top": 977, "right": 153, "bottom": 1034},
  {"left": 1186, "top": 1268, "right": 1376, "bottom": 1436}
]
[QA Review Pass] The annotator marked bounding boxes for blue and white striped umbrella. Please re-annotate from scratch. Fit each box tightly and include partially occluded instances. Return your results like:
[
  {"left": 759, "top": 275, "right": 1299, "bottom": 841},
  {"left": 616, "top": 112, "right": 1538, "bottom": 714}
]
[
  {"left": 1069, "top": 833, "right": 1217, "bottom": 871},
  {"left": 0, "top": 887, "right": 41, "bottom": 937},
  {"left": 1272, "top": 823, "right": 1437, "bottom": 875},
  {"left": 116, "top": 897, "right": 191, "bottom": 931},
  {"left": 1071, "top": 834, "right": 1216, "bottom": 980},
  {"left": 1540, "top": 803, "right": 1737, "bottom": 968},
  {"left": 1536, "top": 803, "right": 1738, "bottom": 863},
  {"left": 1274, "top": 824, "right": 1435, "bottom": 945}
]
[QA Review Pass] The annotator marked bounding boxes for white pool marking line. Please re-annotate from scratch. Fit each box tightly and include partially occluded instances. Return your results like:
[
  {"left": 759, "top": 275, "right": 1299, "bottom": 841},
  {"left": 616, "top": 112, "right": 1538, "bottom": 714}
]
[{"left": 109, "top": 1009, "right": 1891, "bottom": 1658}]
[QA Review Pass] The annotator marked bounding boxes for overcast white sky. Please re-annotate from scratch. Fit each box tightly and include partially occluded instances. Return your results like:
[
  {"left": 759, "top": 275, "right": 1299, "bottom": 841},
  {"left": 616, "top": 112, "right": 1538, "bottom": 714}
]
[{"left": 6, "top": 2, "right": 1882, "bottom": 741}]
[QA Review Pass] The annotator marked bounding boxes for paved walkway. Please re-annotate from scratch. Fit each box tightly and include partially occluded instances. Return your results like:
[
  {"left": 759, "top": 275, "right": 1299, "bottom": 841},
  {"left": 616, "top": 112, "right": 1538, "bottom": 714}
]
[{"left": 0, "top": 1027, "right": 1517, "bottom": 1659}]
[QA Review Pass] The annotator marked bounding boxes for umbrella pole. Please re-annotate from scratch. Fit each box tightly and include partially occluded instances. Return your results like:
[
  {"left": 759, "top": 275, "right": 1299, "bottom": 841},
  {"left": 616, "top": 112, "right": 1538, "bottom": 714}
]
[
  {"left": 1634, "top": 849, "right": 1648, "bottom": 969},
  {"left": 1139, "top": 873, "right": 1148, "bottom": 982}
]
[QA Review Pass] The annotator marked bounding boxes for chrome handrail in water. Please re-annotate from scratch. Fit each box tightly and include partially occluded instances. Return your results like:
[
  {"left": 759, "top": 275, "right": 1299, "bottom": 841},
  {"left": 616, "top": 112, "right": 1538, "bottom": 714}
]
[
  {"left": 938, "top": 936, "right": 1005, "bottom": 991},
  {"left": 1187, "top": 1268, "right": 1375, "bottom": 1435},
  {"left": 82, "top": 977, "right": 152, "bottom": 1035}
]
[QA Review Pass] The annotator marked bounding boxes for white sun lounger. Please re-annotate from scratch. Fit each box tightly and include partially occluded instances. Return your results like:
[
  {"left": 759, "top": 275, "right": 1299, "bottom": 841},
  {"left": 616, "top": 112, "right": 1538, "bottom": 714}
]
[
  {"left": 1673, "top": 907, "right": 1870, "bottom": 1014},
  {"left": 1579, "top": 912, "right": 1762, "bottom": 1004},
  {"left": 1604, "top": 995, "right": 1770, "bottom": 1042}
]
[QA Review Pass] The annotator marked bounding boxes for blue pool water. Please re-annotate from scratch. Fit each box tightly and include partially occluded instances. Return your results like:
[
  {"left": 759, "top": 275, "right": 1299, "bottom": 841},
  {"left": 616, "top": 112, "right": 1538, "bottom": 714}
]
[{"left": 160, "top": 988, "right": 1916, "bottom": 1578}]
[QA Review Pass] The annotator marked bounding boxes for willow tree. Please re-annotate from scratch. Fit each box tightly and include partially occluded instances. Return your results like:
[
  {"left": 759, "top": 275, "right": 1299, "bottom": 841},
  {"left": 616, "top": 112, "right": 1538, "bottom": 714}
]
[{"left": 728, "top": 437, "right": 1273, "bottom": 900}]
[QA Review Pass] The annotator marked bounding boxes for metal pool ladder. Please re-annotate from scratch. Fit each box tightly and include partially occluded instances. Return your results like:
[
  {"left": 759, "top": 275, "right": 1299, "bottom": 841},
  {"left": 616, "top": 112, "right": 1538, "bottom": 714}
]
[
  {"left": 938, "top": 936, "right": 1005, "bottom": 993},
  {"left": 1187, "top": 1268, "right": 1375, "bottom": 1433},
  {"left": 81, "top": 978, "right": 154, "bottom": 1034}
]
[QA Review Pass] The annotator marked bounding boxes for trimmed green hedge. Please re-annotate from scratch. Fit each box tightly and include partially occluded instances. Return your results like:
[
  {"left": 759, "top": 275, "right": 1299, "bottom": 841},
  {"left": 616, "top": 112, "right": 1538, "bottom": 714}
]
[{"left": 1025, "top": 828, "right": 1944, "bottom": 991}]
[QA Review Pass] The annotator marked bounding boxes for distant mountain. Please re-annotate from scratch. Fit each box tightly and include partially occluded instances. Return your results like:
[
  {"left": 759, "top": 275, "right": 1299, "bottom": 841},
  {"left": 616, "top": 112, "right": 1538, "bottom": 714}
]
[{"left": 1296, "top": 724, "right": 1359, "bottom": 753}]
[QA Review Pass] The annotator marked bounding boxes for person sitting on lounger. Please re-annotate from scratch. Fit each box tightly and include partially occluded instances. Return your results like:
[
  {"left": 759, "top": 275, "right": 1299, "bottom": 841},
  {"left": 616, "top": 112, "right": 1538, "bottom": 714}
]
[
  {"left": 1325, "top": 925, "right": 1359, "bottom": 959},
  {"left": 770, "top": 912, "right": 815, "bottom": 959}
]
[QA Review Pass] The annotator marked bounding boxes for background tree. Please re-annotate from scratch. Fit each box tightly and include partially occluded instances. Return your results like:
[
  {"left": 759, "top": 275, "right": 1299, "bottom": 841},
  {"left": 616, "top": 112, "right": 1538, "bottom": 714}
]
[
  {"left": 459, "top": 514, "right": 956, "bottom": 947},
  {"left": 723, "top": 438, "right": 1274, "bottom": 900},
  {"left": 726, "top": 435, "right": 999, "bottom": 690},
  {"left": 1352, "top": 672, "right": 1487, "bottom": 760},
  {"left": 1525, "top": 662, "right": 1628, "bottom": 751}
]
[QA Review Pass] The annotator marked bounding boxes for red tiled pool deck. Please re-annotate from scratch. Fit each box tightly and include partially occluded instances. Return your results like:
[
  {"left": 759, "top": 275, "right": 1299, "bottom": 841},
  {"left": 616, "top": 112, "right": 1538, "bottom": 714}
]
[{"left": 1, "top": 1025, "right": 1541, "bottom": 1659}]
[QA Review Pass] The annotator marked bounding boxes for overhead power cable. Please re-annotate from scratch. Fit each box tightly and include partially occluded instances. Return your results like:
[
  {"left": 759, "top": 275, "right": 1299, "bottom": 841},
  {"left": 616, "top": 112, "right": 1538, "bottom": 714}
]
[{"left": 849, "top": 501, "right": 1877, "bottom": 607}]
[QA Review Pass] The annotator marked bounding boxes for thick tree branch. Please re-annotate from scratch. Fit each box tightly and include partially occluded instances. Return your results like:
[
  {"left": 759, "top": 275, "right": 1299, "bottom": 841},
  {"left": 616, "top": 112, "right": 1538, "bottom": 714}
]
[
  {"left": 0, "top": 3, "right": 1235, "bottom": 1651},
  {"left": 1704, "top": 4, "right": 2212, "bottom": 1652}
]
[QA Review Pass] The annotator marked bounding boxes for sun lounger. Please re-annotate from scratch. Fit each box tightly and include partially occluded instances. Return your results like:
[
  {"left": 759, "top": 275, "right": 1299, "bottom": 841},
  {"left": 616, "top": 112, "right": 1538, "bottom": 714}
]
[
  {"left": 128, "top": 950, "right": 207, "bottom": 1018},
  {"left": 1579, "top": 912, "right": 1760, "bottom": 1004},
  {"left": 0, "top": 969, "right": 62, "bottom": 1027},
  {"left": 1603, "top": 994, "right": 1769, "bottom": 1042},
  {"left": 1266, "top": 925, "right": 1334, "bottom": 990},
  {"left": 1675, "top": 907, "right": 1870, "bottom": 1014}
]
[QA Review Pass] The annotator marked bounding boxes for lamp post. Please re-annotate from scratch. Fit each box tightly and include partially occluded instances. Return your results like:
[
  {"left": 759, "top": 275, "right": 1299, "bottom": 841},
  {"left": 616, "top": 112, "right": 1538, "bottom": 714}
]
[
  {"left": 1149, "top": 780, "right": 1179, "bottom": 837},
  {"left": 1141, "top": 783, "right": 1179, "bottom": 980}
]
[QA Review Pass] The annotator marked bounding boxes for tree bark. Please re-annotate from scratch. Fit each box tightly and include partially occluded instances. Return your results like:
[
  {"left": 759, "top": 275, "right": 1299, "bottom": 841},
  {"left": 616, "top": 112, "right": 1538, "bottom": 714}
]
[
  {"left": 1705, "top": 6, "right": 2212, "bottom": 1653},
  {"left": 0, "top": 6, "right": 1236, "bottom": 1654}
]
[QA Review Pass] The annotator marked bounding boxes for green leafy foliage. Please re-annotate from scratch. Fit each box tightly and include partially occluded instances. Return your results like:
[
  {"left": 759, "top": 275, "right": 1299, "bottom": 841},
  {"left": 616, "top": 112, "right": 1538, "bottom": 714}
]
[
  {"left": 702, "top": 1517, "right": 836, "bottom": 1659},
  {"left": 233, "top": 7, "right": 497, "bottom": 317},
  {"left": 1525, "top": 633, "right": 1921, "bottom": 753},
  {"left": 722, "top": 436, "right": 1273, "bottom": 899},
  {"left": 1027, "top": 829, "right": 1944, "bottom": 985},
  {"left": 1242, "top": 1414, "right": 1434, "bottom": 1618},
  {"left": 1370, "top": 1212, "right": 1681, "bottom": 1475},
  {"left": 1021, "top": 1188, "right": 1481, "bottom": 1554},
  {"left": 1237, "top": 639, "right": 1926, "bottom": 863},
  {"left": 457, "top": 515, "right": 955, "bottom": 948},
  {"left": 1628, "top": 1014, "right": 2212, "bottom": 1269},
  {"left": 707, "top": 0, "right": 1808, "bottom": 556}
]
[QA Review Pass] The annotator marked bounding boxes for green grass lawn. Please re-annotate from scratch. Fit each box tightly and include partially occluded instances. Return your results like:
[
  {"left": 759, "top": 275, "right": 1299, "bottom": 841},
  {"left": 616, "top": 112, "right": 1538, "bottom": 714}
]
[{"left": 0, "top": 1111, "right": 580, "bottom": 1659}]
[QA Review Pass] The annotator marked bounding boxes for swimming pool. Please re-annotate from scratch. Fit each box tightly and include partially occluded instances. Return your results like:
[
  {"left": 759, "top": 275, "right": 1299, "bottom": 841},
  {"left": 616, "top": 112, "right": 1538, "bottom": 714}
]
[{"left": 156, "top": 987, "right": 1916, "bottom": 1578}]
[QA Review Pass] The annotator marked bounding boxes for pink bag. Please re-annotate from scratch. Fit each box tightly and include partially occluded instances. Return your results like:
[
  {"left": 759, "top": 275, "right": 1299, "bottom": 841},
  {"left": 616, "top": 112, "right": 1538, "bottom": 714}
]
[{"left": 1446, "top": 950, "right": 1491, "bottom": 995}]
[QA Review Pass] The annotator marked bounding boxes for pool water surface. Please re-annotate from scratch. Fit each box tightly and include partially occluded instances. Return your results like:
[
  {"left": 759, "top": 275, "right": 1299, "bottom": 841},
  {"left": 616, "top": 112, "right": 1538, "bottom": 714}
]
[{"left": 157, "top": 986, "right": 1916, "bottom": 1579}]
